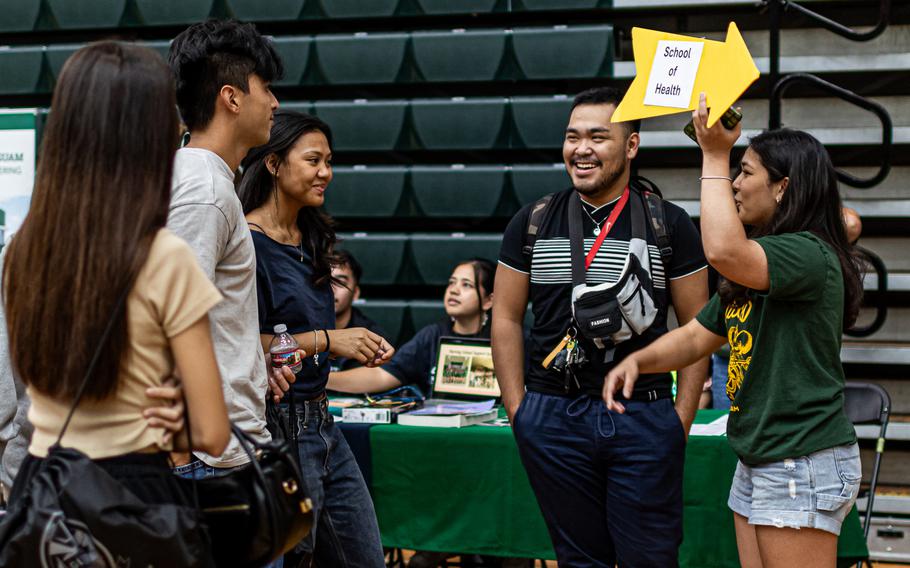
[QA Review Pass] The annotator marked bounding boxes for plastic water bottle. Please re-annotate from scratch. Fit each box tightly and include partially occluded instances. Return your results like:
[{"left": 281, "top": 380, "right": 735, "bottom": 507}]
[{"left": 269, "top": 324, "right": 302, "bottom": 373}]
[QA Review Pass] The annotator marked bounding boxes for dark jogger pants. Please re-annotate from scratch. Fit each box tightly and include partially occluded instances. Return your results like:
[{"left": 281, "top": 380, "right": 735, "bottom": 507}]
[{"left": 512, "top": 391, "right": 686, "bottom": 568}]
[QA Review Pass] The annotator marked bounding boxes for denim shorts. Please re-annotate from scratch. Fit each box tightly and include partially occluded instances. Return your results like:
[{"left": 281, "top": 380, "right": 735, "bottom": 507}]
[{"left": 728, "top": 443, "right": 861, "bottom": 535}]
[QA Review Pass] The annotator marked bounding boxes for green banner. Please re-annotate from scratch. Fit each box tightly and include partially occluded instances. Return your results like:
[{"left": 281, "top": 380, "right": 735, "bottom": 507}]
[{"left": 0, "top": 112, "right": 36, "bottom": 130}]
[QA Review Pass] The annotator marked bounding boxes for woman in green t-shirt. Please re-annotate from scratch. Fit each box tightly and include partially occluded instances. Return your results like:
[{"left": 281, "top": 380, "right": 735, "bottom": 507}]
[{"left": 603, "top": 94, "right": 863, "bottom": 568}]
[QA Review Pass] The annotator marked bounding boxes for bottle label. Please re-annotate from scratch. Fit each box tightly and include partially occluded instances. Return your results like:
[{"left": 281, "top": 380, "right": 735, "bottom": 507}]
[{"left": 272, "top": 349, "right": 303, "bottom": 374}]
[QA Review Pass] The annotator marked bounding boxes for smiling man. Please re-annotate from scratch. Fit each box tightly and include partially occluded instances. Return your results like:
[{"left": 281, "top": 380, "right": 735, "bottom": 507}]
[
  {"left": 492, "top": 87, "right": 710, "bottom": 567},
  {"left": 166, "top": 20, "right": 286, "bottom": 481}
]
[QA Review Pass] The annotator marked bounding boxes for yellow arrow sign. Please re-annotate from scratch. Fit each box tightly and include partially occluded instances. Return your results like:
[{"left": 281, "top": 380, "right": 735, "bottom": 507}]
[{"left": 612, "top": 22, "right": 760, "bottom": 127}]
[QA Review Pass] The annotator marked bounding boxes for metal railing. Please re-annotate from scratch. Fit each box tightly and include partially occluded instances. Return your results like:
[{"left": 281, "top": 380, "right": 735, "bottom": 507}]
[
  {"left": 770, "top": 73, "right": 892, "bottom": 189},
  {"left": 766, "top": 0, "right": 893, "bottom": 337}
]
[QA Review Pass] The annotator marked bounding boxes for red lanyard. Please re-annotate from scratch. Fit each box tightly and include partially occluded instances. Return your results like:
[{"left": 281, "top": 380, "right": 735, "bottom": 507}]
[{"left": 585, "top": 186, "right": 630, "bottom": 269}]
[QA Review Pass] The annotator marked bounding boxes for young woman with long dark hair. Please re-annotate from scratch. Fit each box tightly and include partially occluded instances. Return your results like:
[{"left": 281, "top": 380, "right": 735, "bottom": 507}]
[
  {"left": 238, "top": 110, "right": 391, "bottom": 567},
  {"left": 328, "top": 258, "right": 496, "bottom": 398},
  {"left": 603, "top": 95, "right": 863, "bottom": 568},
  {"left": 4, "top": 43, "right": 229, "bottom": 514}
]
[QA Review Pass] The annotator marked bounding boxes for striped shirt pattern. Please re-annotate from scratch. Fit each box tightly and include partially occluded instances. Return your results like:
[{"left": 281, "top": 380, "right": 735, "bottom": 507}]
[{"left": 530, "top": 237, "right": 666, "bottom": 289}]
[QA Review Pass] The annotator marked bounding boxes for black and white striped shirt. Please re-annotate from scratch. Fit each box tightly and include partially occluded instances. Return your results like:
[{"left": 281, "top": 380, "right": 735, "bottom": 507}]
[{"left": 499, "top": 187, "right": 708, "bottom": 396}]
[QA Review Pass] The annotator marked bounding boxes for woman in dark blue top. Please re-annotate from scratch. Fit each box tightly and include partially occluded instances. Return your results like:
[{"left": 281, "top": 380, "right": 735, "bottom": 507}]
[
  {"left": 238, "top": 110, "right": 390, "bottom": 568},
  {"left": 329, "top": 258, "right": 495, "bottom": 396}
]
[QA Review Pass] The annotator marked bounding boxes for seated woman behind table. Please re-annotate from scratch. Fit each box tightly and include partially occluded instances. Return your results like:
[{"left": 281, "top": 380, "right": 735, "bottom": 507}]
[{"left": 328, "top": 258, "right": 494, "bottom": 396}]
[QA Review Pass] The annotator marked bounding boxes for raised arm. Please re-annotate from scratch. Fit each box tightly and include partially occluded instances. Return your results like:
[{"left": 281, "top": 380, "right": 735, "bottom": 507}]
[
  {"left": 491, "top": 264, "right": 530, "bottom": 423},
  {"left": 692, "top": 93, "right": 770, "bottom": 291}
]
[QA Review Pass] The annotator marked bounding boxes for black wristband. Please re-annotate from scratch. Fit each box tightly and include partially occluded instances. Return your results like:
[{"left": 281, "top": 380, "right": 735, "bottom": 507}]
[{"left": 321, "top": 329, "right": 331, "bottom": 357}]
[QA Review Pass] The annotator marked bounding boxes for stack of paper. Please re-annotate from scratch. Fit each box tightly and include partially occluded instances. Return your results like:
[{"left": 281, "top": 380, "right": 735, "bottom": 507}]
[{"left": 689, "top": 414, "right": 728, "bottom": 437}]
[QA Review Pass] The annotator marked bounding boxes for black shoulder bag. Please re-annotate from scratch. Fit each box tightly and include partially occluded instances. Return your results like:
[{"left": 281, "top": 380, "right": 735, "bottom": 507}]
[
  {"left": 568, "top": 189, "right": 660, "bottom": 361},
  {"left": 187, "top": 370, "right": 313, "bottom": 567},
  {"left": 190, "top": 418, "right": 313, "bottom": 568},
  {"left": 0, "top": 287, "right": 214, "bottom": 568}
]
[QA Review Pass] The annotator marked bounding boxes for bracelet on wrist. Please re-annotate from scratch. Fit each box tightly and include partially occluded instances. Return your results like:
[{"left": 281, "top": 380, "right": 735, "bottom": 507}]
[
  {"left": 700, "top": 175, "right": 733, "bottom": 182},
  {"left": 311, "top": 329, "right": 320, "bottom": 365},
  {"left": 321, "top": 329, "right": 331, "bottom": 358}
]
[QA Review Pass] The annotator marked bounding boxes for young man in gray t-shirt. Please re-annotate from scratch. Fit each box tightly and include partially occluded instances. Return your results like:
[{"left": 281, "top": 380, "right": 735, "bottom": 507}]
[{"left": 167, "top": 20, "right": 287, "bottom": 473}]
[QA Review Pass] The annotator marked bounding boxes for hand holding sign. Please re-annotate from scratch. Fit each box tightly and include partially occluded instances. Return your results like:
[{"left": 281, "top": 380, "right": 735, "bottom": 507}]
[
  {"left": 691, "top": 93, "right": 742, "bottom": 156},
  {"left": 612, "top": 22, "right": 759, "bottom": 128}
]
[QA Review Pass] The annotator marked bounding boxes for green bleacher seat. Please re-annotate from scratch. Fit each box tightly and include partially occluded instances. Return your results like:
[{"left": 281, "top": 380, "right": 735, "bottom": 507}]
[
  {"left": 226, "top": 0, "right": 305, "bottom": 21},
  {"left": 412, "top": 98, "right": 508, "bottom": 150},
  {"left": 281, "top": 101, "right": 314, "bottom": 114},
  {"left": 337, "top": 234, "right": 408, "bottom": 285},
  {"left": 410, "top": 234, "right": 502, "bottom": 285},
  {"left": 317, "top": 0, "right": 400, "bottom": 18},
  {"left": 511, "top": 163, "right": 570, "bottom": 204},
  {"left": 411, "top": 165, "right": 505, "bottom": 217},
  {"left": 0, "top": 0, "right": 41, "bottom": 32},
  {"left": 512, "top": 25, "right": 612, "bottom": 79},
  {"left": 511, "top": 95, "right": 572, "bottom": 149},
  {"left": 407, "top": 301, "right": 446, "bottom": 338},
  {"left": 271, "top": 36, "right": 312, "bottom": 86},
  {"left": 411, "top": 29, "right": 506, "bottom": 82},
  {"left": 515, "top": 0, "right": 602, "bottom": 9},
  {"left": 46, "top": 45, "right": 79, "bottom": 85},
  {"left": 0, "top": 47, "right": 45, "bottom": 95},
  {"left": 416, "top": 0, "right": 500, "bottom": 14},
  {"left": 137, "top": 40, "right": 171, "bottom": 62},
  {"left": 355, "top": 300, "right": 407, "bottom": 345},
  {"left": 46, "top": 0, "right": 127, "bottom": 29},
  {"left": 313, "top": 100, "right": 407, "bottom": 151},
  {"left": 325, "top": 166, "right": 407, "bottom": 217},
  {"left": 133, "top": 0, "right": 216, "bottom": 26},
  {"left": 314, "top": 33, "right": 407, "bottom": 84}
]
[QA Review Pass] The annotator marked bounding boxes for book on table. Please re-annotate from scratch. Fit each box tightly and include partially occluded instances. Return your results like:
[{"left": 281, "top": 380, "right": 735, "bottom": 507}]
[{"left": 396, "top": 408, "right": 499, "bottom": 428}]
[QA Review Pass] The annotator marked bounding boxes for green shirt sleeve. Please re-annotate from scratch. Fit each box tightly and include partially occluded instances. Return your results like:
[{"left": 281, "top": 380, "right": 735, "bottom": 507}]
[
  {"left": 695, "top": 293, "right": 726, "bottom": 337},
  {"left": 755, "top": 232, "right": 828, "bottom": 302}
]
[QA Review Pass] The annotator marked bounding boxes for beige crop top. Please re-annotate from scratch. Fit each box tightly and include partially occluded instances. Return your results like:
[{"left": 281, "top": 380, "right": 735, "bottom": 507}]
[{"left": 28, "top": 229, "right": 222, "bottom": 458}]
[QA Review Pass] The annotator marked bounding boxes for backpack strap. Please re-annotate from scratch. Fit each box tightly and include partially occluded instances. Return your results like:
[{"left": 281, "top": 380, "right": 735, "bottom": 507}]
[
  {"left": 522, "top": 193, "right": 555, "bottom": 260},
  {"left": 631, "top": 176, "right": 673, "bottom": 267}
]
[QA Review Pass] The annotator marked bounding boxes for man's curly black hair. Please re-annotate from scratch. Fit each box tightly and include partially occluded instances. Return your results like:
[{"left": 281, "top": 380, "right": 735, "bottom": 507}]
[{"left": 168, "top": 19, "right": 283, "bottom": 132}]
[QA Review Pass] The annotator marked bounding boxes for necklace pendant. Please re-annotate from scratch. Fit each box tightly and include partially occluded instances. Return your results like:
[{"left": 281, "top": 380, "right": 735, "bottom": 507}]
[{"left": 593, "top": 226, "right": 601, "bottom": 236}]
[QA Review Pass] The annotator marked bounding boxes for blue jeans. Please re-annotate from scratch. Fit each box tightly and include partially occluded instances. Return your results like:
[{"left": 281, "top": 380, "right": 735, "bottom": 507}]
[
  {"left": 512, "top": 391, "right": 685, "bottom": 568},
  {"left": 711, "top": 353, "right": 732, "bottom": 411},
  {"left": 172, "top": 459, "right": 234, "bottom": 480},
  {"left": 173, "top": 460, "right": 283, "bottom": 568},
  {"left": 288, "top": 397, "right": 385, "bottom": 567}
]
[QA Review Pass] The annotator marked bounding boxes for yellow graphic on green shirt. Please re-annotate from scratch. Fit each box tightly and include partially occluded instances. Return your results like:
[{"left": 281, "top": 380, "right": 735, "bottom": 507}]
[{"left": 724, "top": 301, "right": 753, "bottom": 409}]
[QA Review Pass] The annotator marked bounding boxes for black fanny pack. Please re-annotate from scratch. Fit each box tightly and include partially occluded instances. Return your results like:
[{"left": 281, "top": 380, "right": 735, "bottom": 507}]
[{"left": 568, "top": 190, "right": 658, "bottom": 358}]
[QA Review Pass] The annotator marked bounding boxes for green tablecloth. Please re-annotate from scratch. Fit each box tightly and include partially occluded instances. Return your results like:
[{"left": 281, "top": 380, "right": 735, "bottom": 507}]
[{"left": 365, "top": 409, "right": 868, "bottom": 566}]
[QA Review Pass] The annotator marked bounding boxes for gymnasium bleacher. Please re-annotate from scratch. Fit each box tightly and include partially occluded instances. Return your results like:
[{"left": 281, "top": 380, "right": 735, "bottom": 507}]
[{"left": 1, "top": 0, "right": 908, "bottom": 559}]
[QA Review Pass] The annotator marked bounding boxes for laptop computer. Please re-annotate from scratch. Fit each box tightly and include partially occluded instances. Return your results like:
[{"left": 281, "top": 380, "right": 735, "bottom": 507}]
[{"left": 425, "top": 336, "right": 500, "bottom": 405}]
